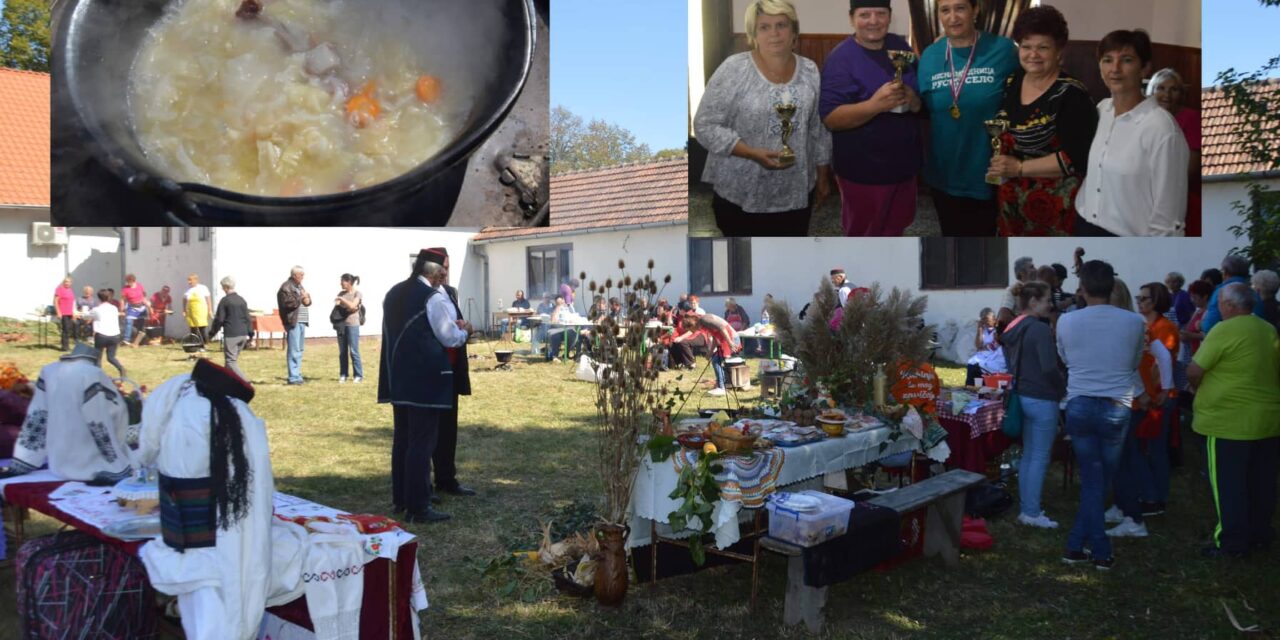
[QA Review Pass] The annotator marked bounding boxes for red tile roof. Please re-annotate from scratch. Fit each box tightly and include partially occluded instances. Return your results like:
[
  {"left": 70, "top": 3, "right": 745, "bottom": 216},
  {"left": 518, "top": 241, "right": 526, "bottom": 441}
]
[
  {"left": 0, "top": 69, "right": 51, "bottom": 207},
  {"left": 474, "top": 157, "right": 688, "bottom": 242},
  {"left": 1202, "top": 79, "right": 1280, "bottom": 179}
]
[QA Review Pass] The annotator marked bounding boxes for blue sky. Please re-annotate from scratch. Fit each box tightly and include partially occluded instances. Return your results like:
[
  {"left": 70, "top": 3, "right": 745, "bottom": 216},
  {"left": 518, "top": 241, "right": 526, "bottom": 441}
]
[
  {"left": 551, "top": 0, "right": 688, "bottom": 151},
  {"left": 1203, "top": 0, "right": 1280, "bottom": 82}
]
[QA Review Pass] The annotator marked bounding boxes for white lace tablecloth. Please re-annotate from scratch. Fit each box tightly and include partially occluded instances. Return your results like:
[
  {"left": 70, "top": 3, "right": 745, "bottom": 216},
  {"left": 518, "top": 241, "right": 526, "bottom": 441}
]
[{"left": 627, "top": 424, "right": 923, "bottom": 550}]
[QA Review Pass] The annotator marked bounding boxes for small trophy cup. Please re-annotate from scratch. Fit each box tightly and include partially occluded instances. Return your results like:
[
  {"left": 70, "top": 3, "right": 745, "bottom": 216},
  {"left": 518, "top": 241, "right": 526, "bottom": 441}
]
[
  {"left": 775, "top": 103, "right": 797, "bottom": 169},
  {"left": 984, "top": 119, "right": 1010, "bottom": 185},
  {"left": 887, "top": 50, "right": 917, "bottom": 113}
]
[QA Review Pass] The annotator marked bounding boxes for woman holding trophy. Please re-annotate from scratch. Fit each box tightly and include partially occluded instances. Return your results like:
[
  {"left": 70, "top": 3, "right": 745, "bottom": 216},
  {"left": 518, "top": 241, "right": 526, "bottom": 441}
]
[
  {"left": 694, "top": 0, "right": 831, "bottom": 237},
  {"left": 916, "top": 0, "right": 1018, "bottom": 236},
  {"left": 987, "top": 5, "right": 1097, "bottom": 236},
  {"left": 819, "top": 0, "right": 922, "bottom": 237}
]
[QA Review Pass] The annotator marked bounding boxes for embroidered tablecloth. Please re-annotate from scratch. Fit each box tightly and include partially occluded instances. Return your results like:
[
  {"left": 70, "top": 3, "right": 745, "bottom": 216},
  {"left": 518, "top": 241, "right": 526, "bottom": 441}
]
[
  {"left": 937, "top": 391, "right": 1005, "bottom": 439},
  {"left": 1, "top": 477, "right": 426, "bottom": 639},
  {"left": 629, "top": 424, "right": 923, "bottom": 550},
  {"left": 671, "top": 448, "right": 785, "bottom": 508}
]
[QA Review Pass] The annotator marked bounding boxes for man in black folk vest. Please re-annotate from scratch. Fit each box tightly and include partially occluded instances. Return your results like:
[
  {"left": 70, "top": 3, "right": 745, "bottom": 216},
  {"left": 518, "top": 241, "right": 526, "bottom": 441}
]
[
  {"left": 434, "top": 270, "right": 476, "bottom": 500},
  {"left": 378, "top": 248, "right": 472, "bottom": 523}
]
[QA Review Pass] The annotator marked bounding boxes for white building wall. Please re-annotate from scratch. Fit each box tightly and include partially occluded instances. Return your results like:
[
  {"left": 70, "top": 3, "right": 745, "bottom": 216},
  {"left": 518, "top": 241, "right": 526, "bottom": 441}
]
[
  {"left": 479, "top": 225, "right": 692, "bottom": 327},
  {"left": 121, "top": 228, "right": 215, "bottom": 338},
  {"left": 0, "top": 210, "right": 120, "bottom": 320},
  {"left": 1059, "top": 0, "right": 1200, "bottom": 46},
  {"left": 209, "top": 227, "right": 480, "bottom": 337}
]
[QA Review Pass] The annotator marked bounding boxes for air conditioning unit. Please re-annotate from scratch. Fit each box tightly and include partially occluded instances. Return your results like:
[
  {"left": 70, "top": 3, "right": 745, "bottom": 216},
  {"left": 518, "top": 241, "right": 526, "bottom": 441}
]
[{"left": 31, "top": 223, "right": 69, "bottom": 246}]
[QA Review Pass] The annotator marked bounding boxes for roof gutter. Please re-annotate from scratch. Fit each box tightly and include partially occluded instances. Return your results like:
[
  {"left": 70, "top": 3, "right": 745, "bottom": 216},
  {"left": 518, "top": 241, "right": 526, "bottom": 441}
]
[
  {"left": 470, "top": 242, "right": 491, "bottom": 331},
  {"left": 471, "top": 219, "right": 688, "bottom": 246},
  {"left": 1203, "top": 169, "right": 1280, "bottom": 183}
]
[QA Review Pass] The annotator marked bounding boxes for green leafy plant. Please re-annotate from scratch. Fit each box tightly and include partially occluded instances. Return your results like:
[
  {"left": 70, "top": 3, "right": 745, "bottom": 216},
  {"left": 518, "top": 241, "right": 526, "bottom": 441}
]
[
  {"left": 645, "top": 434, "right": 680, "bottom": 462},
  {"left": 666, "top": 449, "right": 724, "bottom": 566}
]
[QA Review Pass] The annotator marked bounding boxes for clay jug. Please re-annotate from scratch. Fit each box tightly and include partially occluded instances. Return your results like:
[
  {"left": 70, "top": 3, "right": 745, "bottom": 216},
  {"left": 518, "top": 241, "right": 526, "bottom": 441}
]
[{"left": 593, "top": 524, "right": 629, "bottom": 607}]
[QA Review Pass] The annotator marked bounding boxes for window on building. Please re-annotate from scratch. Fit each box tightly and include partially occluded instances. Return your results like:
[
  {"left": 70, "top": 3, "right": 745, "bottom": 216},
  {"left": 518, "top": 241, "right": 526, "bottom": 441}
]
[
  {"left": 688, "top": 237, "right": 752, "bottom": 295},
  {"left": 130, "top": 227, "right": 139, "bottom": 251},
  {"left": 161, "top": 227, "right": 171, "bottom": 246},
  {"left": 198, "top": 227, "right": 210, "bottom": 242},
  {"left": 179, "top": 227, "right": 190, "bottom": 244},
  {"left": 920, "top": 238, "right": 1009, "bottom": 289},
  {"left": 527, "top": 244, "right": 573, "bottom": 300}
]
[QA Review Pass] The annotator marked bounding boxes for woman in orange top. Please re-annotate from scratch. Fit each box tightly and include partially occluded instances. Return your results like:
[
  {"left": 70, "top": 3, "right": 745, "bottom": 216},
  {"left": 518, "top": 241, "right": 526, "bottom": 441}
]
[{"left": 1117, "top": 282, "right": 1180, "bottom": 528}]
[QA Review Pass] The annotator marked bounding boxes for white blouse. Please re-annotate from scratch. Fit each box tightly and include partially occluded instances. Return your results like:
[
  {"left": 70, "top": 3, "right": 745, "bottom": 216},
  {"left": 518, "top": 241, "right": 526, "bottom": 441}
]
[
  {"left": 694, "top": 52, "right": 832, "bottom": 213},
  {"left": 1075, "top": 96, "right": 1189, "bottom": 236}
]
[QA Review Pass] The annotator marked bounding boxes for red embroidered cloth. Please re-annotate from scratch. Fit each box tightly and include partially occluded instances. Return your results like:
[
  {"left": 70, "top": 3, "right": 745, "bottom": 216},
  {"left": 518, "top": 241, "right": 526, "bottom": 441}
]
[{"left": 3, "top": 481, "right": 419, "bottom": 638}]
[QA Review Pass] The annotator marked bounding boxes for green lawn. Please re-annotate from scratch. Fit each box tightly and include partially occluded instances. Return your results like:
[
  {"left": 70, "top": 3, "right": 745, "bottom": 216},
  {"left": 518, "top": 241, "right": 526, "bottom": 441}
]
[{"left": 1, "top": 330, "right": 1277, "bottom": 639}]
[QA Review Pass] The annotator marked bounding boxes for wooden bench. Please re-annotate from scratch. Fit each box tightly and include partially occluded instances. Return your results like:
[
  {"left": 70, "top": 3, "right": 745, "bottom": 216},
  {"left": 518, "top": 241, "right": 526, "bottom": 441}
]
[
  {"left": 757, "top": 469, "right": 986, "bottom": 632},
  {"left": 866, "top": 469, "right": 986, "bottom": 569}
]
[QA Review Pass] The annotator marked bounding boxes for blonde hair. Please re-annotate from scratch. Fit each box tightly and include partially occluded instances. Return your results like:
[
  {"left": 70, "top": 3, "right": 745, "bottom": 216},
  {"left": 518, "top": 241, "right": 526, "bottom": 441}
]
[
  {"left": 1110, "top": 277, "right": 1134, "bottom": 312},
  {"left": 744, "top": 0, "right": 799, "bottom": 49}
]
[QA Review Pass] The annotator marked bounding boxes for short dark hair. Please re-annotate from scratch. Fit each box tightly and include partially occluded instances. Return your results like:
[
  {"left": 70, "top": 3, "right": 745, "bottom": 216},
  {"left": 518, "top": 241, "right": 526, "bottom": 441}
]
[
  {"left": 97, "top": 290, "right": 110, "bottom": 302},
  {"left": 1052, "top": 263, "right": 1069, "bottom": 282},
  {"left": 1078, "top": 260, "right": 1116, "bottom": 298},
  {"left": 1097, "top": 29, "right": 1152, "bottom": 65},
  {"left": 1036, "top": 265, "right": 1059, "bottom": 287},
  {"left": 1012, "top": 5, "right": 1069, "bottom": 48},
  {"left": 1201, "top": 268, "right": 1224, "bottom": 287},
  {"left": 1188, "top": 279, "right": 1215, "bottom": 298},
  {"left": 1141, "top": 282, "right": 1172, "bottom": 314}
]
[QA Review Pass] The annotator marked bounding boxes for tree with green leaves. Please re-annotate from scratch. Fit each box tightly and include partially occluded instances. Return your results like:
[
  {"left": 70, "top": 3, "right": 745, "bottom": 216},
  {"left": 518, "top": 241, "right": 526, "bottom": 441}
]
[
  {"left": 0, "top": 0, "right": 51, "bottom": 72},
  {"left": 550, "top": 105, "right": 684, "bottom": 174},
  {"left": 1219, "top": 0, "right": 1280, "bottom": 271}
]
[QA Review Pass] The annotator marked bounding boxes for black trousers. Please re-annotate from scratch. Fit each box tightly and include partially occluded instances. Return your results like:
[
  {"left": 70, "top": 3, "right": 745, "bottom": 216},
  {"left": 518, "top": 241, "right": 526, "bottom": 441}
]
[
  {"left": 391, "top": 405, "right": 440, "bottom": 512},
  {"left": 94, "top": 333, "right": 125, "bottom": 377},
  {"left": 932, "top": 189, "right": 997, "bottom": 237},
  {"left": 965, "top": 363, "right": 983, "bottom": 386},
  {"left": 669, "top": 341, "right": 696, "bottom": 367},
  {"left": 433, "top": 399, "right": 461, "bottom": 490},
  {"left": 1207, "top": 435, "right": 1279, "bottom": 553},
  {"left": 60, "top": 315, "right": 74, "bottom": 351},
  {"left": 712, "top": 194, "right": 812, "bottom": 237},
  {"left": 1073, "top": 217, "right": 1119, "bottom": 237}
]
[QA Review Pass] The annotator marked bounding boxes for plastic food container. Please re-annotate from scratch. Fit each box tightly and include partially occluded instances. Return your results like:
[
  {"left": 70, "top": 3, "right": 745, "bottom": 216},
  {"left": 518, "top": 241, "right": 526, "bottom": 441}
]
[{"left": 765, "top": 490, "right": 855, "bottom": 547}]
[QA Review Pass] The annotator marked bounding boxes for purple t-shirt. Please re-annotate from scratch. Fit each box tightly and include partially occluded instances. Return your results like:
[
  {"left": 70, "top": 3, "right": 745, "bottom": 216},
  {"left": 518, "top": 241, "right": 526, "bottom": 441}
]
[{"left": 819, "top": 33, "right": 922, "bottom": 184}]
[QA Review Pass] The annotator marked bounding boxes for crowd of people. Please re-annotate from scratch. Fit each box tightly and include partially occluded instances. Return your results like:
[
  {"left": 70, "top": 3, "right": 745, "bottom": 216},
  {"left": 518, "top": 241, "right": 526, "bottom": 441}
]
[
  {"left": 694, "top": 0, "right": 1195, "bottom": 238},
  {"left": 966, "top": 250, "right": 1279, "bottom": 566}
]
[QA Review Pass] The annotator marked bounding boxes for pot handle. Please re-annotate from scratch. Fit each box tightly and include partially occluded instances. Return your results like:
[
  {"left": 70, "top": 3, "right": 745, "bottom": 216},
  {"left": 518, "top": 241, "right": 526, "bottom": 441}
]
[{"left": 129, "top": 173, "right": 201, "bottom": 226}]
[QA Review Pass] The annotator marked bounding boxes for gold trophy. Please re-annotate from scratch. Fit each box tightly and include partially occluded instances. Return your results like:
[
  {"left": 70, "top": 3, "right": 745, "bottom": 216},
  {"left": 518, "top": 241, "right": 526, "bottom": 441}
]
[
  {"left": 887, "top": 50, "right": 917, "bottom": 114},
  {"left": 984, "top": 119, "right": 1010, "bottom": 185},
  {"left": 775, "top": 103, "right": 797, "bottom": 169}
]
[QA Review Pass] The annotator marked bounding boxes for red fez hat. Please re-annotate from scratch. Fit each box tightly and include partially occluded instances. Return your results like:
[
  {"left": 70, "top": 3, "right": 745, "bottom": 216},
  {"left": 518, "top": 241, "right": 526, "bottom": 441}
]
[
  {"left": 192, "top": 358, "right": 254, "bottom": 402},
  {"left": 418, "top": 247, "right": 448, "bottom": 265}
]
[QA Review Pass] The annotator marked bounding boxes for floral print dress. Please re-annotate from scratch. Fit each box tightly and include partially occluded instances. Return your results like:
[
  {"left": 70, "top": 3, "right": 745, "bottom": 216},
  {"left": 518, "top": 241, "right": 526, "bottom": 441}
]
[{"left": 995, "top": 70, "right": 1098, "bottom": 236}]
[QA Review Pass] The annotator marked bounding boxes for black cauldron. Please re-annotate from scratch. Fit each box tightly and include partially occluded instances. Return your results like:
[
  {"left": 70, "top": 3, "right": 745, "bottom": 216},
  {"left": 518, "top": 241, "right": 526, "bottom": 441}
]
[{"left": 52, "top": 0, "right": 536, "bottom": 225}]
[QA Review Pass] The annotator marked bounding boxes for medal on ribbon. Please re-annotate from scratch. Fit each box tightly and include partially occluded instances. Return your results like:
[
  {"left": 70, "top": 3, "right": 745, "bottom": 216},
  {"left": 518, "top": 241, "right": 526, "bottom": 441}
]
[{"left": 946, "top": 33, "right": 979, "bottom": 120}]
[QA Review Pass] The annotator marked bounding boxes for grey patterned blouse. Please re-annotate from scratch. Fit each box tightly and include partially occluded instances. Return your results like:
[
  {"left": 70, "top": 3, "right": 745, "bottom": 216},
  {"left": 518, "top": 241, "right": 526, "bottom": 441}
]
[{"left": 694, "top": 52, "right": 832, "bottom": 213}]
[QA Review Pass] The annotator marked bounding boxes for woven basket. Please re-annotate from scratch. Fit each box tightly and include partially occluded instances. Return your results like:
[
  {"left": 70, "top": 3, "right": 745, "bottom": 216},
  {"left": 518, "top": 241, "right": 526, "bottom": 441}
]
[{"left": 707, "top": 424, "right": 758, "bottom": 455}]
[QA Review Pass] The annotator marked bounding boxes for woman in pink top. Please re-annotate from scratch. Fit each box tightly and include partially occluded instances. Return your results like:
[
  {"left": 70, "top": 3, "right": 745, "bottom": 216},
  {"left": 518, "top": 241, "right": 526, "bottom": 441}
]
[
  {"left": 120, "top": 274, "right": 151, "bottom": 346},
  {"left": 53, "top": 277, "right": 76, "bottom": 351}
]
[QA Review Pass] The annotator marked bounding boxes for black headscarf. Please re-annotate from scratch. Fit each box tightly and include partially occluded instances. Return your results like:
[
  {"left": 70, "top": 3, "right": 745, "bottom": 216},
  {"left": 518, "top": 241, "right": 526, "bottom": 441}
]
[{"left": 191, "top": 359, "right": 255, "bottom": 529}]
